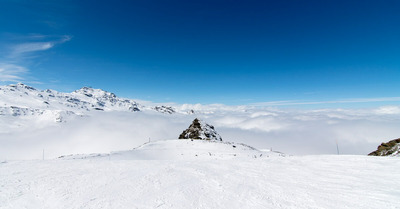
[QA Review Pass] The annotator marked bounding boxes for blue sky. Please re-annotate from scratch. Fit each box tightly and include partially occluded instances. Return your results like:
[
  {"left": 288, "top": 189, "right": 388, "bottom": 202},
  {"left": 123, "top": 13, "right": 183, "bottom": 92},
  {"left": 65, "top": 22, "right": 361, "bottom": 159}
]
[{"left": 0, "top": 0, "right": 399, "bottom": 107}]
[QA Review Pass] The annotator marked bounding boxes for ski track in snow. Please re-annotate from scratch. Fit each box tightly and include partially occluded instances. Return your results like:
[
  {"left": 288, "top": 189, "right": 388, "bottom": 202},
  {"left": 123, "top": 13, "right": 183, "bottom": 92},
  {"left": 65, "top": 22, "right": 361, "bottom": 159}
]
[{"left": 1, "top": 156, "right": 399, "bottom": 209}]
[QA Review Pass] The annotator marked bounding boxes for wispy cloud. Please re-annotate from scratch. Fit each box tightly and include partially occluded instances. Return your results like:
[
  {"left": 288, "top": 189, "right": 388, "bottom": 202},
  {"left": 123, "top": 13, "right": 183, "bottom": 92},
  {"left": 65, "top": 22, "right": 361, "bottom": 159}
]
[
  {"left": 11, "top": 42, "right": 55, "bottom": 55},
  {"left": 0, "top": 34, "right": 71, "bottom": 82},
  {"left": 251, "top": 97, "right": 400, "bottom": 107},
  {"left": 0, "top": 64, "right": 28, "bottom": 82},
  {"left": 9, "top": 35, "right": 72, "bottom": 58}
]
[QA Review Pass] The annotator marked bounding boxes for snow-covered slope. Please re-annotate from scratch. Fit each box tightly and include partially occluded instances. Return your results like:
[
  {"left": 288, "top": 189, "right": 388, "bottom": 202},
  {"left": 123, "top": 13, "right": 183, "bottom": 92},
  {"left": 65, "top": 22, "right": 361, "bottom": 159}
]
[
  {"left": 59, "top": 139, "right": 285, "bottom": 160},
  {"left": 1, "top": 155, "right": 399, "bottom": 209}
]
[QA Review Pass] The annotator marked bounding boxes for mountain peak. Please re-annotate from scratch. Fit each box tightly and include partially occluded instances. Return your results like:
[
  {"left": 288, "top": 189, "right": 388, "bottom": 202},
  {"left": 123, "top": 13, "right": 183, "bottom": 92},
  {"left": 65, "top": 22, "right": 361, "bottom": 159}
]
[
  {"left": 74, "top": 86, "right": 116, "bottom": 98},
  {"left": 75, "top": 86, "right": 103, "bottom": 93},
  {"left": 179, "top": 118, "right": 222, "bottom": 141},
  {"left": 9, "top": 83, "right": 36, "bottom": 91}
]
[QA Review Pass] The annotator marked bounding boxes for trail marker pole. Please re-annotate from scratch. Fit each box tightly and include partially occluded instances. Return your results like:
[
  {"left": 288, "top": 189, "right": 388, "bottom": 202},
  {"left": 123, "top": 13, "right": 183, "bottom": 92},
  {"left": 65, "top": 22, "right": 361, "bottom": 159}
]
[{"left": 336, "top": 140, "right": 340, "bottom": 155}]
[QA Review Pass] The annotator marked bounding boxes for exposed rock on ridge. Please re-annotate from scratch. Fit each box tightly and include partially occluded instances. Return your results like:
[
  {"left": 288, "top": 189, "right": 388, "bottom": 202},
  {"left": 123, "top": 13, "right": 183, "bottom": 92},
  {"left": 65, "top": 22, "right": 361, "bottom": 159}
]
[{"left": 179, "top": 118, "right": 222, "bottom": 141}]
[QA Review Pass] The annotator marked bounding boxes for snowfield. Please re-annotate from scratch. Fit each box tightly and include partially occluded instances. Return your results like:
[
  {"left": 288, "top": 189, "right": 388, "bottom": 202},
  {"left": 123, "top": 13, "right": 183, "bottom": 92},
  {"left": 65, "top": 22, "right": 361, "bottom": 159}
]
[{"left": 1, "top": 140, "right": 399, "bottom": 209}]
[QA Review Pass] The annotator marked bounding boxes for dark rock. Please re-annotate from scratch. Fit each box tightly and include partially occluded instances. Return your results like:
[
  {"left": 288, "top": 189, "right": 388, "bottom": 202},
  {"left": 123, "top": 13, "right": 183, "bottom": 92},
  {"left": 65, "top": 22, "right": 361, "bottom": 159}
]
[
  {"left": 129, "top": 105, "right": 140, "bottom": 112},
  {"left": 179, "top": 118, "right": 222, "bottom": 141},
  {"left": 368, "top": 138, "right": 400, "bottom": 156},
  {"left": 67, "top": 98, "right": 81, "bottom": 104}
]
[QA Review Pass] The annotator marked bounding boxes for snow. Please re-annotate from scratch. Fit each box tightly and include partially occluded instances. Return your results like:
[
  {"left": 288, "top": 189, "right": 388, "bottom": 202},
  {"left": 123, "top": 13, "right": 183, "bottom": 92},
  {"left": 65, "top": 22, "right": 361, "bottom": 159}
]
[
  {"left": 60, "top": 140, "right": 284, "bottom": 160},
  {"left": 1, "top": 152, "right": 399, "bottom": 208}
]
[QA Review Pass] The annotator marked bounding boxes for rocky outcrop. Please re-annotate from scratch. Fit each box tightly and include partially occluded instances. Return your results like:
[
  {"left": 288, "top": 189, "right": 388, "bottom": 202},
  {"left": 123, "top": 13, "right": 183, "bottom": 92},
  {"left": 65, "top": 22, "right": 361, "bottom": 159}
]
[
  {"left": 368, "top": 138, "right": 400, "bottom": 156},
  {"left": 179, "top": 118, "right": 222, "bottom": 141}
]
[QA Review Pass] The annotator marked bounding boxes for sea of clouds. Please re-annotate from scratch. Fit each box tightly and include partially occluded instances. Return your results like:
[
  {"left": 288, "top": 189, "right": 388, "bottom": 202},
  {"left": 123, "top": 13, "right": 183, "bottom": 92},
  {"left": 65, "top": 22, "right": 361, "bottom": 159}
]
[{"left": 1, "top": 105, "right": 400, "bottom": 160}]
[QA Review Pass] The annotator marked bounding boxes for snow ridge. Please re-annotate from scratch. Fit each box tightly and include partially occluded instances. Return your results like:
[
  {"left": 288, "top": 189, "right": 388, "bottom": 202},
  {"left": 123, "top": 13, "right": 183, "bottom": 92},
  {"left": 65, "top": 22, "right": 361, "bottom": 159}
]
[{"left": 59, "top": 139, "right": 285, "bottom": 160}]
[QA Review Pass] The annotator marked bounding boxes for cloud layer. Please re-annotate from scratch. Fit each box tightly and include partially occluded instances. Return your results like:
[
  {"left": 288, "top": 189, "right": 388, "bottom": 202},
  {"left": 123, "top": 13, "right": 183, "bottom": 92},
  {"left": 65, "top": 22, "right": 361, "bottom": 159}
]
[
  {"left": 1, "top": 105, "right": 400, "bottom": 160},
  {"left": 252, "top": 97, "right": 400, "bottom": 106}
]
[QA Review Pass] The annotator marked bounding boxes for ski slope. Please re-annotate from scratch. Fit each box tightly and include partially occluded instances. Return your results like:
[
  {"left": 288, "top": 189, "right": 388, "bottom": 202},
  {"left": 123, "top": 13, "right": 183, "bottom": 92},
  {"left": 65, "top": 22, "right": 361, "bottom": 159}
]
[{"left": 1, "top": 140, "right": 399, "bottom": 209}]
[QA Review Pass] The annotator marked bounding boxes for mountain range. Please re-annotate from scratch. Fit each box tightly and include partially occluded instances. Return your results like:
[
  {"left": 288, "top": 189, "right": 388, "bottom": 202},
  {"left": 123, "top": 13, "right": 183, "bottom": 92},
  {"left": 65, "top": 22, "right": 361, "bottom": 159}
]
[{"left": 0, "top": 83, "right": 182, "bottom": 123}]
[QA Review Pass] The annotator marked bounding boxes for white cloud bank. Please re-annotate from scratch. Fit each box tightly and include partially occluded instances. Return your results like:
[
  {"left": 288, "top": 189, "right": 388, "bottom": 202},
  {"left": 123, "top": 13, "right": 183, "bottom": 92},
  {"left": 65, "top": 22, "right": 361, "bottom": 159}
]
[
  {"left": 252, "top": 97, "right": 400, "bottom": 106},
  {"left": 1, "top": 105, "right": 400, "bottom": 160}
]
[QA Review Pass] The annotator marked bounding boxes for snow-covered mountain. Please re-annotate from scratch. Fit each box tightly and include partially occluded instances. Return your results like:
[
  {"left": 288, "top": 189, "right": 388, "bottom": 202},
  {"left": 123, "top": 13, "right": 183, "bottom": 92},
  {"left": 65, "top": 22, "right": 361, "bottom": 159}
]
[
  {"left": 153, "top": 105, "right": 176, "bottom": 114},
  {"left": 0, "top": 83, "right": 177, "bottom": 123}
]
